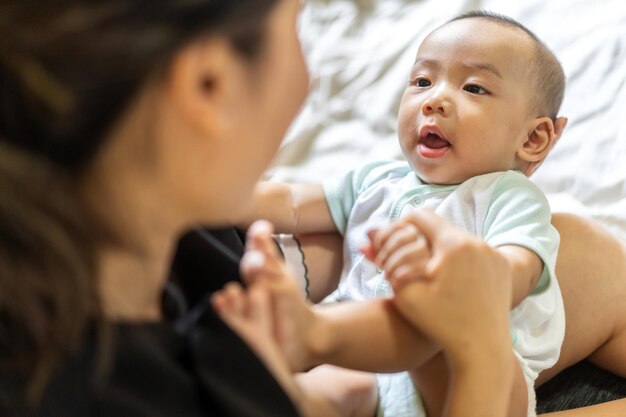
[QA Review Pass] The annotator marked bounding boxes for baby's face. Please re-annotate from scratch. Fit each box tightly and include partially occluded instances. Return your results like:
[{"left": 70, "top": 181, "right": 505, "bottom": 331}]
[{"left": 397, "top": 18, "right": 536, "bottom": 184}]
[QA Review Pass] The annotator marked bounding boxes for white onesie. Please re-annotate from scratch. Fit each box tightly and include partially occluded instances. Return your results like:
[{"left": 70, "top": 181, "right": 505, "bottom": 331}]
[{"left": 323, "top": 161, "right": 565, "bottom": 417}]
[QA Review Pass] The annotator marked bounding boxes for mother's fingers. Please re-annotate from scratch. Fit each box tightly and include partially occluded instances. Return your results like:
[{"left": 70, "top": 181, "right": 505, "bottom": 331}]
[
  {"left": 382, "top": 238, "right": 430, "bottom": 284},
  {"left": 211, "top": 282, "right": 246, "bottom": 319},
  {"left": 240, "top": 250, "right": 268, "bottom": 284},
  {"left": 246, "top": 219, "right": 278, "bottom": 255},
  {"left": 392, "top": 210, "right": 513, "bottom": 345},
  {"left": 246, "top": 220, "right": 286, "bottom": 278},
  {"left": 403, "top": 208, "right": 458, "bottom": 249},
  {"left": 374, "top": 223, "right": 423, "bottom": 267},
  {"left": 240, "top": 219, "right": 285, "bottom": 285}
]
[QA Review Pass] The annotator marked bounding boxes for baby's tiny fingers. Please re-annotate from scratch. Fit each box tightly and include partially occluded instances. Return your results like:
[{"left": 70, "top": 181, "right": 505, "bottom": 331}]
[{"left": 360, "top": 243, "right": 377, "bottom": 262}]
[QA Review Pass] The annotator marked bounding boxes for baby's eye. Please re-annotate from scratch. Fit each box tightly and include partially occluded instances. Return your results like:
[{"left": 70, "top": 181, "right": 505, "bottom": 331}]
[
  {"left": 412, "top": 78, "right": 431, "bottom": 88},
  {"left": 464, "top": 84, "right": 488, "bottom": 95}
]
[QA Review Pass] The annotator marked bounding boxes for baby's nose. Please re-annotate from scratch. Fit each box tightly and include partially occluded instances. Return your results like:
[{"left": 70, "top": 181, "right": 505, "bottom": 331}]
[{"left": 421, "top": 92, "right": 450, "bottom": 116}]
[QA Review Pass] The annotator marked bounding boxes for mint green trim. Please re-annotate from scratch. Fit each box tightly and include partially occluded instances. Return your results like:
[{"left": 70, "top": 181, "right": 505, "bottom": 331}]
[
  {"left": 482, "top": 170, "right": 557, "bottom": 296},
  {"left": 389, "top": 185, "right": 457, "bottom": 221}
]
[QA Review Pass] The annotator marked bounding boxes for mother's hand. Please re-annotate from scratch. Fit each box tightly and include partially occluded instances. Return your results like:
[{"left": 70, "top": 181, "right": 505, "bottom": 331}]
[
  {"left": 238, "top": 220, "right": 323, "bottom": 372},
  {"left": 389, "top": 209, "right": 513, "bottom": 362}
]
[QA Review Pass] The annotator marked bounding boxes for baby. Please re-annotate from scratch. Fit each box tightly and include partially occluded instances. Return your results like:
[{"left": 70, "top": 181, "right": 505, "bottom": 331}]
[{"left": 237, "top": 10, "right": 568, "bottom": 417}]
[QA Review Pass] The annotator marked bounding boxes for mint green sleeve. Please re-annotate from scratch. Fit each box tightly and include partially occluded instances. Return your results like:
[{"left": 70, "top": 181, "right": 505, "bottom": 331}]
[
  {"left": 482, "top": 171, "right": 560, "bottom": 294},
  {"left": 322, "top": 161, "right": 403, "bottom": 236}
]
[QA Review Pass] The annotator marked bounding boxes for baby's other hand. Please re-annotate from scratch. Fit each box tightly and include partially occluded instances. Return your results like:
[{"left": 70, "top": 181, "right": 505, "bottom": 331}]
[{"left": 358, "top": 229, "right": 378, "bottom": 263}]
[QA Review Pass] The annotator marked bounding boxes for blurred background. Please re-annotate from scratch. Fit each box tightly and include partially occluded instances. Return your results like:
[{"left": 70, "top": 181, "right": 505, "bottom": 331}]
[{"left": 269, "top": 0, "right": 626, "bottom": 240}]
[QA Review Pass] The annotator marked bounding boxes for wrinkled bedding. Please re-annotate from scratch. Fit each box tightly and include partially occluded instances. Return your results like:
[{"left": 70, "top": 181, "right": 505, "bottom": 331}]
[{"left": 268, "top": 0, "right": 626, "bottom": 240}]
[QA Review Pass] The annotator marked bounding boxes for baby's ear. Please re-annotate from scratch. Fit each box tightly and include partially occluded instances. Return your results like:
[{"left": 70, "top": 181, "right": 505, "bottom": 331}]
[
  {"left": 553, "top": 116, "right": 568, "bottom": 144},
  {"left": 517, "top": 116, "right": 567, "bottom": 176}
]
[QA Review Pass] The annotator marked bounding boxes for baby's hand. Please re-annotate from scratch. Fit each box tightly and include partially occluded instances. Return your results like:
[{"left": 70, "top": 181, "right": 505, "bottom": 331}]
[
  {"left": 238, "top": 220, "right": 319, "bottom": 372},
  {"left": 361, "top": 217, "right": 431, "bottom": 290}
]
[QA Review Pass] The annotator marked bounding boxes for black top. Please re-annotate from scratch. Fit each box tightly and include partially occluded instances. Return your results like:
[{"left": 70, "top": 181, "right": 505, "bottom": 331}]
[{"left": 0, "top": 228, "right": 300, "bottom": 417}]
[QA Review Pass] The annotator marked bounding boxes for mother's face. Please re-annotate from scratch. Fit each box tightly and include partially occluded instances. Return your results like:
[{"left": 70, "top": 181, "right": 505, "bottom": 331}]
[
  {"left": 225, "top": 0, "right": 309, "bottom": 197},
  {"left": 156, "top": 0, "right": 308, "bottom": 226}
]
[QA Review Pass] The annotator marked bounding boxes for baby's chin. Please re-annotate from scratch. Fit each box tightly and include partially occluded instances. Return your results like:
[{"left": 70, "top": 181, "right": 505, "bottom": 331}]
[
  {"left": 413, "top": 160, "right": 506, "bottom": 185},
  {"left": 419, "top": 175, "right": 463, "bottom": 186},
  {"left": 413, "top": 168, "right": 466, "bottom": 186}
]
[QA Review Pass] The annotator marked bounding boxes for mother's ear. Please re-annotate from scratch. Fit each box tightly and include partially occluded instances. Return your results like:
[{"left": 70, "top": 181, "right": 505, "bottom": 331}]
[
  {"left": 167, "top": 39, "right": 237, "bottom": 140},
  {"left": 518, "top": 116, "right": 568, "bottom": 176}
]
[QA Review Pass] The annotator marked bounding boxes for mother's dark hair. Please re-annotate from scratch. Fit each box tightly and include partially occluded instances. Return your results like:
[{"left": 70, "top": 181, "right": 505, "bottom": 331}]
[{"left": 0, "top": 0, "right": 278, "bottom": 403}]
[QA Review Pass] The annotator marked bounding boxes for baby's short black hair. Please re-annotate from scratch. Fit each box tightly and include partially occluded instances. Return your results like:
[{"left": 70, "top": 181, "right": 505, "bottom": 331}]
[{"left": 449, "top": 10, "right": 565, "bottom": 120}]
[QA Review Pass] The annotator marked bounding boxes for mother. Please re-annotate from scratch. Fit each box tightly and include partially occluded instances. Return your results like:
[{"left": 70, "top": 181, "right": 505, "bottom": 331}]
[{"left": 0, "top": 0, "right": 312, "bottom": 415}]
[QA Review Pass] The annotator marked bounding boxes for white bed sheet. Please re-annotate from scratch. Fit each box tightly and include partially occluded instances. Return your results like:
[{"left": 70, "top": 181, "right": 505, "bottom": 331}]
[{"left": 267, "top": 0, "right": 626, "bottom": 240}]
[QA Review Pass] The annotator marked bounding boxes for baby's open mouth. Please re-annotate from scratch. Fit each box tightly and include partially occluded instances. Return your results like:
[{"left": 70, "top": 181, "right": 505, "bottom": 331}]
[{"left": 418, "top": 126, "right": 451, "bottom": 158}]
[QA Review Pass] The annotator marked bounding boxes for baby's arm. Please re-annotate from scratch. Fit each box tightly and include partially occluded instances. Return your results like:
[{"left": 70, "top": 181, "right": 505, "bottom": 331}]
[
  {"left": 238, "top": 182, "right": 337, "bottom": 234},
  {"left": 286, "top": 232, "right": 344, "bottom": 303},
  {"left": 498, "top": 245, "right": 543, "bottom": 308},
  {"left": 367, "top": 219, "right": 545, "bottom": 310}
]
